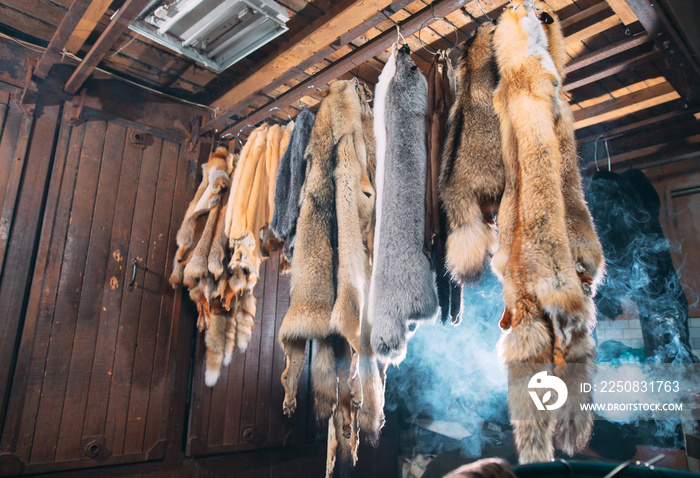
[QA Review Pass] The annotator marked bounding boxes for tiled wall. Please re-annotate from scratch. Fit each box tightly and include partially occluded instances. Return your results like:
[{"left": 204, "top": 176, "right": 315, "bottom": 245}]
[{"left": 597, "top": 317, "right": 700, "bottom": 359}]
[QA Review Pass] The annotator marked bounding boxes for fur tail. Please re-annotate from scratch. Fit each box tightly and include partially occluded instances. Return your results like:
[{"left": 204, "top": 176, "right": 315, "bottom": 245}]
[
  {"left": 223, "top": 309, "right": 237, "bottom": 366},
  {"left": 235, "top": 289, "right": 256, "bottom": 352},
  {"left": 204, "top": 310, "right": 228, "bottom": 387},
  {"left": 313, "top": 337, "right": 339, "bottom": 422}
]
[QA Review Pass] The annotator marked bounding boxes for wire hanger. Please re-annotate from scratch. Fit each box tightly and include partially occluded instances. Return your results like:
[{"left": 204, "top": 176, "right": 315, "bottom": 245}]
[
  {"left": 298, "top": 84, "right": 323, "bottom": 109},
  {"left": 594, "top": 135, "right": 611, "bottom": 172},
  {"left": 235, "top": 114, "right": 256, "bottom": 148},
  {"left": 417, "top": 6, "right": 459, "bottom": 55},
  {"left": 263, "top": 96, "right": 292, "bottom": 124},
  {"left": 476, "top": 0, "right": 494, "bottom": 23}
]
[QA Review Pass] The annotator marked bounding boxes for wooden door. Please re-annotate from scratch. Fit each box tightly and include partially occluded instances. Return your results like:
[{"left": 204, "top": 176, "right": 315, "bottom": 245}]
[{"left": 0, "top": 110, "right": 198, "bottom": 475}]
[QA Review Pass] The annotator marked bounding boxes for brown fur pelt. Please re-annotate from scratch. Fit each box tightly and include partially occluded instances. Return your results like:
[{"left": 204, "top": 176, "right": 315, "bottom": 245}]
[
  {"left": 439, "top": 24, "right": 503, "bottom": 285},
  {"left": 427, "top": 49, "right": 463, "bottom": 325},
  {"left": 493, "top": 0, "right": 601, "bottom": 464}
]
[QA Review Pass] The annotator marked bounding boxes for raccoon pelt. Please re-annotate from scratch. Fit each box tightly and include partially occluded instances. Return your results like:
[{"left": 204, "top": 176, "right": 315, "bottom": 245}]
[
  {"left": 278, "top": 79, "right": 374, "bottom": 419},
  {"left": 439, "top": 24, "right": 503, "bottom": 285},
  {"left": 370, "top": 45, "right": 438, "bottom": 363},
  {"left": 270, "top": 110, "right": 314, "bottom": 260}
]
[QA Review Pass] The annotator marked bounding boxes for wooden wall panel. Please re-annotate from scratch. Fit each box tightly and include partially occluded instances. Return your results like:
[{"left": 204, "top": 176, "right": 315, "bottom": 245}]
[
  {"left": 0, "top": 96, "right": 62, "bottom": 448},
  {"left": 187, "top": 251, "right": 312, "bottom": 457}
]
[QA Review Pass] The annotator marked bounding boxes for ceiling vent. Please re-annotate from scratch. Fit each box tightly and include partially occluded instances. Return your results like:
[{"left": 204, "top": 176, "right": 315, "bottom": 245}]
[{"left": 128, "top": 0, "right": 289, "bottom": 72}]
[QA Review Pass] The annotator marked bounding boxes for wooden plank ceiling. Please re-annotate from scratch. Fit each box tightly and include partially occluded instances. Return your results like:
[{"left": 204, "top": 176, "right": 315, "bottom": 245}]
[{"left": 1, "top": 0, "right": 699, "bottom": 171}]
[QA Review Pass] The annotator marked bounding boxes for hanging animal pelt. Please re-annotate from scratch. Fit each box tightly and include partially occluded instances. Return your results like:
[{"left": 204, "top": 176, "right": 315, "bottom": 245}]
[
  {"left": 492, "top": 0, "right": 603, "bottom": 464},
  {"left": 269, "top": 107, "right": 316, "bottom": 263},
  {"left": 426, "top": 49, "right": 462, "bottom": 325},
  {"left": 370, "top": 45, "right": 438, "bottom": 363},
  {"left": 170, "top": 147, "right": 230, "bottom": 287},
  {"left": 276, "top": 80, "right": 384, "bottom": 475},
  {"left": 439, "top": 24, "right": 504, "bottom": 286}
]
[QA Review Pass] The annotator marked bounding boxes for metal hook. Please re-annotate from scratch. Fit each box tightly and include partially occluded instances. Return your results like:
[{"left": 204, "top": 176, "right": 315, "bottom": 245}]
[
  {"left": 418, "top": 16, "right": 459, "bottom": 55},
  {"left": 604, "top": 137, "right": 611, "bottom": 171},
  {"left": 594, "top": 135, "right": 600, "bottom": 172},
  {"left": 235, "top": 114, "right": 256, "bottom": 148},
  {"left": 263, "top": 97, "right": 292, "bottom": 124},
  {"left": 216, "top": 132, "right": 234, "bottom": 150},
  {"left": 298, "top": 84, "right": 322, "bottom": 109},
  {"left": 477, "top": 0, "right": 494, "bottom": 22}
]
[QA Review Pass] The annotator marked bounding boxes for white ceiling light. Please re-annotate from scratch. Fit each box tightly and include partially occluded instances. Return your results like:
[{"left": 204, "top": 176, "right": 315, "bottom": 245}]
[{"left": 128, "top": 0, "right": 289, "bottom": 72}]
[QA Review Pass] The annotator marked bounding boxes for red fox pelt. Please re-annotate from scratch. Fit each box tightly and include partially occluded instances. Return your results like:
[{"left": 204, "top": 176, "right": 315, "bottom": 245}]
[
  {"left": 492, "top": 0, "right": 601, "bottom": 464},
  {"left": 170, "top": 147, "right": 229, "bottom": 287},
  {"left": 439, "top": 23, "right": 503, "bottom": 285}
]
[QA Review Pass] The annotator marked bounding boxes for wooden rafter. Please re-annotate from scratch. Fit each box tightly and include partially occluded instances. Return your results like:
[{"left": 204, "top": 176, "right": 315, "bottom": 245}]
[
  {"left": 211, "top": 0, "right": 400, "bottom": 112},
  {"left": 564, "top": 33, "right": 650, "bottom": 75},
  {"left": 574, "top": 82, "right": 680, "bottom": 130},
  {"left": 624, "top": 0, "right": 700, "bottom": 104},
  {"left": 64, "top": 0, "right": 114, "bottom": 54},
  {"left": 577, "top": 108, "right": 700, "bottom": 144},
  {"left": 605, "top": 0, "right": 638, "bottom": 26},
  {"left": 34, "top": 0, "right": 92, "bottom": 79},
  {"left": 64, "top": 0, "right": 151, "bottom": 95},
  {"left": 203, "top": 0, "right": 479, "bottom": 134},
  {"left": 208, "top": 0, "right": 415, "bottom": 123},
  {"left": 564, "top": 49, "right": 659, "bottom": 92},
  {"left": 585, "top": 134, "right": 700, "bottom": 173}
]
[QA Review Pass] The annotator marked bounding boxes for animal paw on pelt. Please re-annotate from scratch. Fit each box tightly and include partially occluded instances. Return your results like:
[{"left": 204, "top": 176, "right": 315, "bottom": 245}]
[{"left": 370, "top": 321, "right": 408, "bottom": 363}]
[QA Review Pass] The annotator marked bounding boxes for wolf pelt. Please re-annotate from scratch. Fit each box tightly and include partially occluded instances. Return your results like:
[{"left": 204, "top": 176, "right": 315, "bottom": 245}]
[
  {"left": 278, "top": 79, "right": 374, "bottom": 420},
  {"left": 370, "top": 46, "right": 438, "bottom": 363},
  {"left": 493, "top": 0, "right": 599, "bottom": 463},
  {"left": 439, "top": 24, "right": 504, "bottom": 285}
]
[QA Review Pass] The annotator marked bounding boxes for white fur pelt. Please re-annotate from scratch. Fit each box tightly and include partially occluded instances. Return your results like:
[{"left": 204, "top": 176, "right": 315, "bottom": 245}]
[
  {"left": 368, "top": 52, "right": 396, "bottom": 323},
  {"left": 370, "top": 45, "right": 438, "bottom": 363}
]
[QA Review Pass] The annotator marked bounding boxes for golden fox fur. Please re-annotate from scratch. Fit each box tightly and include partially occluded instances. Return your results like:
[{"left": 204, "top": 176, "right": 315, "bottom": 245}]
[
  {"left": 439, "top": 24, "right": 504, "bottom": 284},
  {"left": 493, "top": 0, "right": 601, "bottom": 463}
]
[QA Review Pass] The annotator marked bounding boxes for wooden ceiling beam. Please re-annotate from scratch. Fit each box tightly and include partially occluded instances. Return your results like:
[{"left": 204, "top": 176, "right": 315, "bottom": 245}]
[
  {"left": 560, "top": 2, "right": 610, "bottom": 30},
  {"left": 64, "top": 0, "right": 151, "bottom": 95},
  {"left": 34, "top": 0, "right": 91, "bottom": 78},
  {"left": 564, "top": 49, "right": 659, "bottom": 92},
  {"left": 564, "top": 15, "right": 620, "bottom": 49},
  {"left": 203, "top": 0, "right": 414, "bottom": 123},
  {"left": 210, "top": 0, "right": 402, "bottom": 112},
  {"left": 64, "top": 0, "right": 114, "bottom": 54},
  {"left": 574, "top": 81, "right": 680, "bottom": 130},
  {"left": 577, "top": 108, "right": 700, "bottom": 144},
  {"left": 564, "top": 33, "right": 650, "bottom": 75},
  {"left": 203, "top": 0, "right": 478, "bottom": 134},
  {"left": 624, "top": 0, "right": 700, "bottom": 104},
  {"left": 584, "top": 134, "right": 700, "bottom": 173},
  {"left": 605, "top": 0, "right": 638, "bottom": 26}
]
